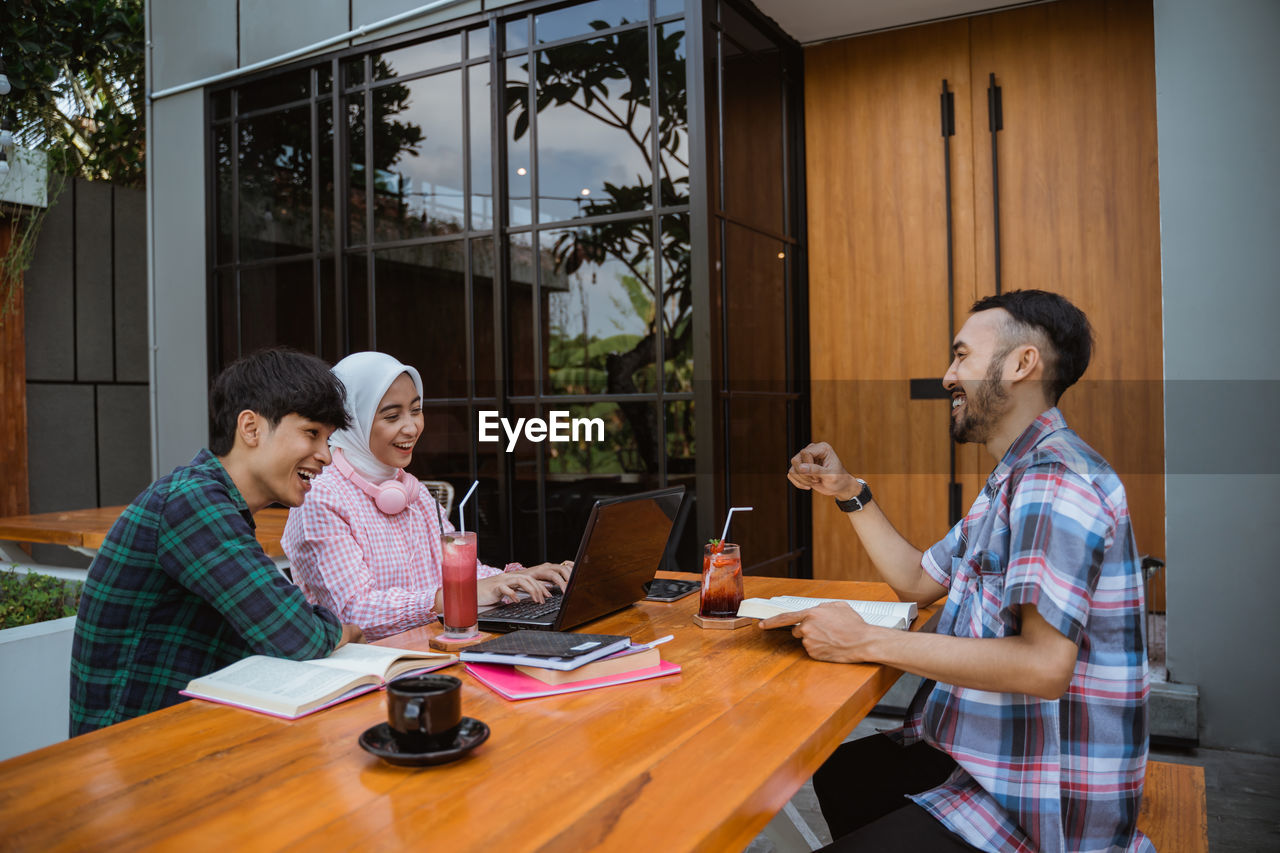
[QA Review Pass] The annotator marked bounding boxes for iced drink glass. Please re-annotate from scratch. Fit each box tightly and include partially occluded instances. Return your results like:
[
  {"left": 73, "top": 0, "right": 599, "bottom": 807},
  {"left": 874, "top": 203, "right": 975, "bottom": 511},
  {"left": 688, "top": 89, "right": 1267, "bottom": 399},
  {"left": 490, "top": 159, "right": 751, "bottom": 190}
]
[
  {"left": 441, "top": 531, "right": 479, "bottom": 639},
  {"left": 699, "top": 543, "right": 744, "bottom": 618}
]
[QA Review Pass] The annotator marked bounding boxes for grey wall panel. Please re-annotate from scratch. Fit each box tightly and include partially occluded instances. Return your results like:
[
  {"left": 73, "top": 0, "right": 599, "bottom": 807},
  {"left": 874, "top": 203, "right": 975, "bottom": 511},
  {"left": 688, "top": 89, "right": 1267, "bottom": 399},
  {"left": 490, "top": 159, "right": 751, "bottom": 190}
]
[
  {"left": 151, "top": 91, "right": 212, "bottom": 474},
  {"left": 26, "top": 384, "right": 98, "bottom": 513},
  {"left": 239, "top": 0, "right": 350, "bottom": 66},
  {"left": 113, "top": 186, "right": 148, "bottom": 383},
  {"left": 150, "top": 0, "right": 239, "bottom": 91},
  {"left": 96, "top": 385, "right": 153, "bottom": 506},
  {"left": 75, "top": 180, "right": 115, "bottom": 382},
  {"left": 1155, "top": 0, "right": 1280, "bottom": 755},
  {"left": 23, "top": 182, "right": 75, "bottom": 381},
  {"left": 351, "top": 0, "right": 481, "bottom": 44}
]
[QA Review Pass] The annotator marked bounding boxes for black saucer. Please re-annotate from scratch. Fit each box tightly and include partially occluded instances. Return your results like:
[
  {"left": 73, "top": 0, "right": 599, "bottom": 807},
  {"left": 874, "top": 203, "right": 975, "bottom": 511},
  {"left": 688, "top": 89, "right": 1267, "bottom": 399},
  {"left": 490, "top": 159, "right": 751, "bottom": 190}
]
[{"left": 358, "top": 717, "right": 490, "bottom": 767}]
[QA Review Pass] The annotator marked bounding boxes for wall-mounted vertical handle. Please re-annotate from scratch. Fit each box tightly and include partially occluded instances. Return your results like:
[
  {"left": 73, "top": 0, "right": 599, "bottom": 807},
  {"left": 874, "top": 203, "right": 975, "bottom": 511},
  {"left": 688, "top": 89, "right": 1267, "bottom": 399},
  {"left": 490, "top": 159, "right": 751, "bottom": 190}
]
[{"left": 987, "top": 72, "right": 1003, "bottom": 294}]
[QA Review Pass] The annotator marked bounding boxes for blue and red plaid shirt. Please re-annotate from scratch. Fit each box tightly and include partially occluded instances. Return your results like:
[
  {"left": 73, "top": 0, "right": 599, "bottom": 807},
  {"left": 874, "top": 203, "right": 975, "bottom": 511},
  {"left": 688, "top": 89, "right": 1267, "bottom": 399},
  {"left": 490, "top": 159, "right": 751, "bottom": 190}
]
[{"left": 893, "top": 409, "right": 1153, "bottom": 853}]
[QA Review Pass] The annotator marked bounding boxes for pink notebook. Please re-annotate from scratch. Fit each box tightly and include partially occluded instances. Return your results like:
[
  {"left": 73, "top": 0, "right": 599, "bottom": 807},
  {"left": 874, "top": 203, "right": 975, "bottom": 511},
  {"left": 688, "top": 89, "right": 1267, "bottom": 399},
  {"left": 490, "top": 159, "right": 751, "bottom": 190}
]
[{"left": 466, "top": 660, "right": 681, "bottom": 700}]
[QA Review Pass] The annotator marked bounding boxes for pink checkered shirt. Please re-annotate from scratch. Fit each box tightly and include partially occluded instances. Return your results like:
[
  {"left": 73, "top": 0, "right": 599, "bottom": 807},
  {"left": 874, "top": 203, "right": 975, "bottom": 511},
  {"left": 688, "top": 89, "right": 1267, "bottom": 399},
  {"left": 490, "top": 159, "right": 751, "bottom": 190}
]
[{"left": 282, "top": 467, "right": 515, "bottom": 640}]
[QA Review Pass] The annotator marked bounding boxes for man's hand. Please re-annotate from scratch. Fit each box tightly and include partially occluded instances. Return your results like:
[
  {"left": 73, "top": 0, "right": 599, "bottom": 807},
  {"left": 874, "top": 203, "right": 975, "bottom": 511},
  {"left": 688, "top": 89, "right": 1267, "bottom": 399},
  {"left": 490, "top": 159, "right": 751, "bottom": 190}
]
[
  {"left": 758, "top": 602, "right": 880, "bottom": 663},
  {"left": 336, "top": 622, "right": 365, "bottom": 649},
  {"left": 788, "top": 442, "right": 860, "bottom": 501}
]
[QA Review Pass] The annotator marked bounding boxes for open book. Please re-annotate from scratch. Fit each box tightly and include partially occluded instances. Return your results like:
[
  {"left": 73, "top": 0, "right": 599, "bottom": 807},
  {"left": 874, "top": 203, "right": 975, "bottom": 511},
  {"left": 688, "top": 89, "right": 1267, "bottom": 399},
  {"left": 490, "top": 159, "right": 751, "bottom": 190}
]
[
  {"left": 738, "top": 595, "right": 918, "bottom": 630},
  {"left": 181, "top": 643, "right": 457, "bottom": 720}
]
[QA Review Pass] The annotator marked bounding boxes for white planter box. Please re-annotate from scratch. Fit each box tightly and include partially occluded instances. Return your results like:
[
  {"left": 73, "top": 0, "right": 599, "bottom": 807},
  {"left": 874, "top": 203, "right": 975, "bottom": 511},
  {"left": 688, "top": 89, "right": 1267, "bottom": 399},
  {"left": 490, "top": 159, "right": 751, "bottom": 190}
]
[{"left": 0, "top": 615, "right": 76, "bottom": 761}]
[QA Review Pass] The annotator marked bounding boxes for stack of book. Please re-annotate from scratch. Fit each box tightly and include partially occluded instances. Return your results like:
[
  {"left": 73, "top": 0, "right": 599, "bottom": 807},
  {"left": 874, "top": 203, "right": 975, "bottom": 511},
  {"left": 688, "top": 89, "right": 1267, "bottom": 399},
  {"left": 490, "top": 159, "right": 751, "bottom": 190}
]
[{"left": 460, "top": 632, "right": 680, "bottom": 700}]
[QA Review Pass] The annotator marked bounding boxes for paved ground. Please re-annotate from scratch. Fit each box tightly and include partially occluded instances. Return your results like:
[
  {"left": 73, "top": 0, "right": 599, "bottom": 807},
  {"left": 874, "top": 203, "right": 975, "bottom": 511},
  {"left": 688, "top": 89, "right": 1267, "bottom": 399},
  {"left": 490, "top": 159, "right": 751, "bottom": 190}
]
[{"left": 745, "top": 713, "right": 1280, "bottom": 852}]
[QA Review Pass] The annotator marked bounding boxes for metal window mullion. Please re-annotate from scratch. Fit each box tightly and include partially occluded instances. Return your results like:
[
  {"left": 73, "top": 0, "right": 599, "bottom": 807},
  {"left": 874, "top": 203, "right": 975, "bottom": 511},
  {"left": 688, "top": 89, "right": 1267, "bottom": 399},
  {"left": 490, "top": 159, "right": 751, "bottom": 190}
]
[
  {"left": 364, "top": 58, "right": 377, "bottom": 347},
  {"left": 493, "top": 16, "right": 515, "bottom": 559}
]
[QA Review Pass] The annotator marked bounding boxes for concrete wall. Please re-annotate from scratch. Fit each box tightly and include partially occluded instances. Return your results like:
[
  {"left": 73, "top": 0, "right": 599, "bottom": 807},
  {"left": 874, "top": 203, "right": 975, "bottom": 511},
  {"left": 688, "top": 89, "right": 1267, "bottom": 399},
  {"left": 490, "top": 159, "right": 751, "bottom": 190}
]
[
  {"left": 24, "top": 180, "right": 152, "bottom": 565},
  {"left": 1154, "top": 0, "right": 1280, "bottom": 755},
  {"left": 0, "top": 615, "right": 76, "bottom": 760}
]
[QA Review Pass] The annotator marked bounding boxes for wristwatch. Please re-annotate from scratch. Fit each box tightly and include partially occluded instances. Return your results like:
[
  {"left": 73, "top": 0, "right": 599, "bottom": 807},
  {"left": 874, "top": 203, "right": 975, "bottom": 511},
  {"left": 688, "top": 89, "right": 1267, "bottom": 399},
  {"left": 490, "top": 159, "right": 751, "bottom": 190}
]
[{"left": 835, "top": 479, "right": 872, "bottom": 512}]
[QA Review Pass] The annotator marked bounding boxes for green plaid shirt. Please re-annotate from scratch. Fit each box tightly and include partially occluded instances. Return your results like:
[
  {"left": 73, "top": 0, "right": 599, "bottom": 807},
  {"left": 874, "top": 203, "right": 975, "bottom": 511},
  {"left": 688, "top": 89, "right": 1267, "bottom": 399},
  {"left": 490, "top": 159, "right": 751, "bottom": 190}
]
[{"left": 70, "top": 450, "right": 342, "bottom": 734}]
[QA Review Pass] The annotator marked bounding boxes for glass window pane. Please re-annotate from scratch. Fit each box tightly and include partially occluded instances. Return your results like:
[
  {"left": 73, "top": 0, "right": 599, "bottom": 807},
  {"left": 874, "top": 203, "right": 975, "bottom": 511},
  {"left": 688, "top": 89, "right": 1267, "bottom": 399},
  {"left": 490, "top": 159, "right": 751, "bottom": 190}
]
[
  {"left": 535, "top": 29, "right": 652, "bottom": 221},
  {"left": 318, "top": 100, "right": 335, "bottom": 252},
  {"left": 504, "top": 16, "right": 529, "bottom": 52},
  {"left": 374, "top": 34, "right": 462, "bottom": 80},
  {"left": 346, "top": 253, "right": 371, "bottom": 352},
  {"left": 720, "top": 30, "right": 783, "bottom": 234},
  {"left": 239, "top": 67, "right": 311, "bottom": 114},
  {"left": 238, "top": 105, "right": 313, "bottom": 261},
  {"left": 723, "top": 222, "right": 788, "bottom": 389},
  {"left": 318, "top": 64, "right": 333, "bottom": 95},
  {"left": 655, "top": 0, "right": 683, "bottom": 18},
  {"left": 346, "top": 94, "right": 367, "bottom": 245},
  {"left": 507, "top": 402, "right": 541, "bottom": 560},
  {"left": 467, "top": 26, "right": 489, "bottom": 60},
  {"left": 665, "top": 399, "right": 697, "bottom": 569},
  {"left": 542, "top": 220, "right": 655, "bottom": 396},
  {"left": 214, "top": 125, "right": 232, "bottom": 263},
  {"left": 534, "top": 0, "right": 646, "bottom": 44},
  {"left": 506, "top": 57, "right": 533, "bottom": 227},
  {"left": 239, "top": 261, "right": 317, "bottom": 355},
  {"left": 471, "top": 413, "right": 504, "bottom": 564},
  {"left": 472, "top": 237, "right": 497, "bottom": 398},
  {"left": 343, "top": 57, "right": 365, "bottom": 90},
  {"left": 371, "top": 71, "right": 465, "bottom": 242},
  {"left": 657, "top": 22, "right": 688, "bottom": 207},
  {"left": 416, "top": 403, "right": 472, "bottom": 491},
  {"left": 661, "top": 213, "right": 692, "bottom": 391},
  {"left": 469, "top": 63, "right": 493, "bottom": 230},
  {"left": 507, "top": 233, "right": 538, "bottom": 396},
  {"left": 215, "top": 270, "right": 238, "bottom": 362},
  {"left": 373, "top": 242, "right": 469, "bottom": 399},
  {"left": 727, "top": 396, "right": 792, "bottom": 572},
  {"left": 318, "top": 260, "right": 342, "bottom": 365},
  {"left": 212, "top": 90, "right": 230, "bottom": 120},
  {"left": 545, "top": 401, "right": 662, "bottom": 480}
]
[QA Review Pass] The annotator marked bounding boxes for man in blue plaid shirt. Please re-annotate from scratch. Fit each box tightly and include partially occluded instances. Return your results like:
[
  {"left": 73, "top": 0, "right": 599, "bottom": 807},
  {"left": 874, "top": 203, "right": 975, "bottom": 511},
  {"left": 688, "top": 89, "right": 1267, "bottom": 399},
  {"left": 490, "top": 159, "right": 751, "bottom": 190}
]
[
  {"left": 774, "top": 291, "right": 1152, "bottom": 852},
  {"left": 70, "top": 349, "right": 365, "bottom": 735}
]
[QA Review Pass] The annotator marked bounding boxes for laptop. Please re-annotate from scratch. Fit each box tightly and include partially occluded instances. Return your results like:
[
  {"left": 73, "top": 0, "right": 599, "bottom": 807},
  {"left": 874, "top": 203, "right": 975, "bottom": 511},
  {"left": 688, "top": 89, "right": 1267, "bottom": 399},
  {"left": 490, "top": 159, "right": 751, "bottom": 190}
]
[{"left": 476, "top": 486, "right": 686, "bottom": 633}]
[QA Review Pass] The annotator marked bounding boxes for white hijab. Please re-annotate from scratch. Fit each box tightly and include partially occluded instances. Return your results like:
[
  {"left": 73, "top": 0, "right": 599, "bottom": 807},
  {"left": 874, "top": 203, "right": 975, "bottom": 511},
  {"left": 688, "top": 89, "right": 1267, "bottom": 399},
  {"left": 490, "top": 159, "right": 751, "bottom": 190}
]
[{"left": 329, "top": 352, "right": 424, "bottom": 482}]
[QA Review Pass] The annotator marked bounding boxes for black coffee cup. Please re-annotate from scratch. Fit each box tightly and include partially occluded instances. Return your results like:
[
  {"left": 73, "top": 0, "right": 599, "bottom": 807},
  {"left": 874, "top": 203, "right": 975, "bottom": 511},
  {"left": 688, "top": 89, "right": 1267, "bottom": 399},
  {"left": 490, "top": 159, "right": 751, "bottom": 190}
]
[{"left": 387, "top": 675, "right": 463, "bottom": 752}]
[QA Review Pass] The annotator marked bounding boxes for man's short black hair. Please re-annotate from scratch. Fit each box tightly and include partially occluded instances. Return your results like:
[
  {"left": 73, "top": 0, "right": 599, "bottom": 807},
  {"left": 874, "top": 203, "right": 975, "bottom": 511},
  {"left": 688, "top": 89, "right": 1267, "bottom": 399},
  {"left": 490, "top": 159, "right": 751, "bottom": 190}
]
[
  {"left": 970, "top": 289, "right": 1094, "bottom": 404},
  {"left": 209, "top": 348, "right": 350, "bottom": 456}
]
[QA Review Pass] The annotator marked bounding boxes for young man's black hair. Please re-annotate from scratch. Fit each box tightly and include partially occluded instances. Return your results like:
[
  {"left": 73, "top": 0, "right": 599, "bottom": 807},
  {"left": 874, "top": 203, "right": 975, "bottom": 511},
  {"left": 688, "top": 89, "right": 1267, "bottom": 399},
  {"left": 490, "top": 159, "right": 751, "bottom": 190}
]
[
  {"left": 970, "top": 289, "right": 1094, "bottom": 403},
  {"left": 209, "top": 348, "right": 350, "bottom": 456}
]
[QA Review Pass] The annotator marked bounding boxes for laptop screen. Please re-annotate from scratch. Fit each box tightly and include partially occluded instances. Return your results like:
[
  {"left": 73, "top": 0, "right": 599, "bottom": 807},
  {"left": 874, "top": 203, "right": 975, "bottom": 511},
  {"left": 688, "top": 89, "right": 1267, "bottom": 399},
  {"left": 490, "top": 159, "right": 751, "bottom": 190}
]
[{"left": 554, "top": 486, "right": 686, "bottom": 630}]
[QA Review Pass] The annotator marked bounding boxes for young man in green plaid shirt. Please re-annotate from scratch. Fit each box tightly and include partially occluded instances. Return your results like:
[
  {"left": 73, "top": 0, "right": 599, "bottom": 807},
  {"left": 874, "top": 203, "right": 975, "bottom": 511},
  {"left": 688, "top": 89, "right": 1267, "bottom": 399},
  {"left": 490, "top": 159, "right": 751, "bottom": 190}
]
[{"left": 70, "top": 349, "right": 365, "bottom": 735}]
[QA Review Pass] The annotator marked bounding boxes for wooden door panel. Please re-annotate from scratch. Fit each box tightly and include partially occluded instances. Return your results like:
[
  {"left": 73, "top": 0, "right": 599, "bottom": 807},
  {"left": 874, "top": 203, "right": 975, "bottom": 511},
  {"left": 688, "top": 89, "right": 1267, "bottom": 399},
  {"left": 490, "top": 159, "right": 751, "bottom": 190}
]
[
  {"left": 969, "top": 0, "right": 1165, "bottom": 561},
  {"left": 805, "top": 20, "right": 975, "bottom": 580}
]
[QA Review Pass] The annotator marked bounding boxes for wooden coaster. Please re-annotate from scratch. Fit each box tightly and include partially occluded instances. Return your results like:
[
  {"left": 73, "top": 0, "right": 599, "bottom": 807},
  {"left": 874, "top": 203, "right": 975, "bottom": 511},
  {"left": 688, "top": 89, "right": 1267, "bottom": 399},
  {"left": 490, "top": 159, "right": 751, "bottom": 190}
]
[
  {"left": 429, "top": 632, "right": 493, "bottom": 652},
  {"left": 692, "top": 614, "right": 757, "bottom": 630}
]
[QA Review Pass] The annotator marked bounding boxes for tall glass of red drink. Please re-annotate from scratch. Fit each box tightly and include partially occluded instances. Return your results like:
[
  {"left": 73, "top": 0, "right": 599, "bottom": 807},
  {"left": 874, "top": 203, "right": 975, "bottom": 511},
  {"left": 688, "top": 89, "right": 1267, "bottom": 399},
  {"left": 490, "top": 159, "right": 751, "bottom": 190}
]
[
  {"left": 441, "top": 531, "right": 478, "bottom": 639},
  {"left": 699, "top": 542, "right": 743, "bottom": 618}
]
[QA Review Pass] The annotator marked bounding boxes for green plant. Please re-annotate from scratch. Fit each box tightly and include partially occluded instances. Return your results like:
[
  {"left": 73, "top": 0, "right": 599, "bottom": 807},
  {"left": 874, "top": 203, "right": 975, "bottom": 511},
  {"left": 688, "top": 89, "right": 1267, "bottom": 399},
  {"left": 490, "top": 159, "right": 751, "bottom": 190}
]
[{"left": 0, "top": 569, "right": 84, "bottom": 630}]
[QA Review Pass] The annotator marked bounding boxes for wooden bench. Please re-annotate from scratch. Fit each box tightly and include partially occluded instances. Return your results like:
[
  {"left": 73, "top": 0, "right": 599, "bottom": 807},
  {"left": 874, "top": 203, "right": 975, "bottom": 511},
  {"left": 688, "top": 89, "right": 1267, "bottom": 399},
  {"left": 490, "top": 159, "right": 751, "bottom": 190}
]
[{"left": 1137, "top": 760, "right": 1209, "bottom": 853}]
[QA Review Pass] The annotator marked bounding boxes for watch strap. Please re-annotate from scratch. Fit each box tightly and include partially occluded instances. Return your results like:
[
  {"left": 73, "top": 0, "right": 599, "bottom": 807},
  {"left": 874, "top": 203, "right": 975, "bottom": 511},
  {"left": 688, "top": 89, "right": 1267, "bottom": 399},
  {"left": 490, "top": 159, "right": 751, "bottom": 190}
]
[{"left": 835, "top": 479, "right": 872, "bottom": 512}]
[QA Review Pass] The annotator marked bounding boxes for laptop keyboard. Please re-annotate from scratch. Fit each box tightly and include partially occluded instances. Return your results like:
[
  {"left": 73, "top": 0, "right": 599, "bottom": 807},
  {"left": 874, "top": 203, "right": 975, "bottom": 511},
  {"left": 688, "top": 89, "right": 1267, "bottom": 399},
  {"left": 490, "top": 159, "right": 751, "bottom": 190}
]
[{"left": 484, "top": 587, "right": 564, "bottom": 620}]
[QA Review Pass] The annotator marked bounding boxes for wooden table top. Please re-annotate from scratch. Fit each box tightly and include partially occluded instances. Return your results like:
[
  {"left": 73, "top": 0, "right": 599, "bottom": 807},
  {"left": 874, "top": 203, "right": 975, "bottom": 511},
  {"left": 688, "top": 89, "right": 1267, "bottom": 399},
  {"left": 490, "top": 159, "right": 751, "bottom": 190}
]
[
  {"left": 0, "top": 574, "right": 936, "bottom": 853},
  {"left": 0, "top": 506, "right": 290, "bottom": 558}
]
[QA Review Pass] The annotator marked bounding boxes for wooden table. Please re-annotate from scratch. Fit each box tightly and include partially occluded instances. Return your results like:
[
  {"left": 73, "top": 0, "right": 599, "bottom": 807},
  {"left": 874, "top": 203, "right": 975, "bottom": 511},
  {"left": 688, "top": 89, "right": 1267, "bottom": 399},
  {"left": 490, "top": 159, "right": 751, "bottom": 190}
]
[
  {"left": 0, "top": 574, "right": 936, "bottom": 852},
  {"left": 0, "top": 505, "right": 290, "bottom": 560}
]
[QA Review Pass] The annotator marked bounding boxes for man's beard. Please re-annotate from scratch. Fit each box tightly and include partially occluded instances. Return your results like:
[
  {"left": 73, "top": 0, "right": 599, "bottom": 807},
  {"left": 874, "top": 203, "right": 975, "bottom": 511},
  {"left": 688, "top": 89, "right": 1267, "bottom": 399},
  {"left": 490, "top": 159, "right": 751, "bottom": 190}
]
[{"left": 950, "top": 364, "right": 1010, "bottom": 444}]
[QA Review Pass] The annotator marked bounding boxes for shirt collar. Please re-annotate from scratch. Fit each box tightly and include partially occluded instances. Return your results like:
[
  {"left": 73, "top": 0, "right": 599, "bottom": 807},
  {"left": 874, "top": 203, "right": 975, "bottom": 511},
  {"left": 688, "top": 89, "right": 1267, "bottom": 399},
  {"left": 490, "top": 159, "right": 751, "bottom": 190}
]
[
  {"left": 987, "top": 407, "right": 1068, "bottom": 489},
  {"left": 192, "top": 448, "right": 255, "bottom": 522}
]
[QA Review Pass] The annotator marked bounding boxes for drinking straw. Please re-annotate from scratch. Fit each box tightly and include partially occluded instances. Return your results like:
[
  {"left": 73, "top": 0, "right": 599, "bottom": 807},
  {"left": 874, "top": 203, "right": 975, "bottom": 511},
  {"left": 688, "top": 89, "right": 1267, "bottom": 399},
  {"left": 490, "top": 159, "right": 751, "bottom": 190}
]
[
  {"left": 720, "top": 506, "right": 753, "bottom": 544},
  {"left": 434, "top": 494, "right": 443, "bottom": 532},
  {"left": 458, "top": 479, "right": 480, "bottom": 534}
]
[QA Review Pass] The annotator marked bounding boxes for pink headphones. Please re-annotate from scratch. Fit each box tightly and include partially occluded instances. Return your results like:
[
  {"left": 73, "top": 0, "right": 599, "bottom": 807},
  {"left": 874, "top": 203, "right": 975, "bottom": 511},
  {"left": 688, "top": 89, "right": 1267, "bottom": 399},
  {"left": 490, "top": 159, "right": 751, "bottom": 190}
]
[{"left": 331, "top": 448, "right": 420, "bottom": 515}]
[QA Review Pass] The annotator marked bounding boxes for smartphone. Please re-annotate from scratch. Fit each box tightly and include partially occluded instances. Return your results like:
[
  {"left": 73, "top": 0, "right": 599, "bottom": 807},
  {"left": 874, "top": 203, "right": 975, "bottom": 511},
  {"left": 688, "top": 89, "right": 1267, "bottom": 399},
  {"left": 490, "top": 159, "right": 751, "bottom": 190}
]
[{"left": 643, "top": 578, "right": 701, "bottom": 602}]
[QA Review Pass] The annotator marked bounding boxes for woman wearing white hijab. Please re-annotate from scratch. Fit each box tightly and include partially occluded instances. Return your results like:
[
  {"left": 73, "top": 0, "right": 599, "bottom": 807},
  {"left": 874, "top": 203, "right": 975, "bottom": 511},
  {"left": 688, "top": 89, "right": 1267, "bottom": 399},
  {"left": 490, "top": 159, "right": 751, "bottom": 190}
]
[{"left": 282, "top": 352, "right": 570, "bottom": 640}]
